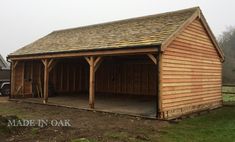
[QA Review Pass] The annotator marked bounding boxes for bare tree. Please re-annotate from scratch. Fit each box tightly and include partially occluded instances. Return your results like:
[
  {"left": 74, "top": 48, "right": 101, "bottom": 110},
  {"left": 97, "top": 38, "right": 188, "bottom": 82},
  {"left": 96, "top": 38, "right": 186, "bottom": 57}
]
[{"left": 218, "top": 26, "right": 235, "bottom": 84}]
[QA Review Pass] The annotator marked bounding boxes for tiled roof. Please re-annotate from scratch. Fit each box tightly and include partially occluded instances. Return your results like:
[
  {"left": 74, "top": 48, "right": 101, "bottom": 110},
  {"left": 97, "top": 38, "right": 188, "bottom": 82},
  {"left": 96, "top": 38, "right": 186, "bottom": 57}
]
[{"left": 10, "top": 7, "right": 199, "bottom": 56}]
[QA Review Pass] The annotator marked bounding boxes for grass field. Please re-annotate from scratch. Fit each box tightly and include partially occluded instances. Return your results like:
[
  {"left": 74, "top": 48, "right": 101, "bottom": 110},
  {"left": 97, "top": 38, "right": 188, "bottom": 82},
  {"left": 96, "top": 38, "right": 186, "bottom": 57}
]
[
  {"left": 222, "top": 85, "right": 235, "bottom": 102},
  {"left": 0, "top": 91, "right": 235, "bottom": 141},
  {"left": 159, "top": 103, "right": 235, "bottom": 142},
  {"left": 158, "top": 92, "right": 235, "bottom": 142}
]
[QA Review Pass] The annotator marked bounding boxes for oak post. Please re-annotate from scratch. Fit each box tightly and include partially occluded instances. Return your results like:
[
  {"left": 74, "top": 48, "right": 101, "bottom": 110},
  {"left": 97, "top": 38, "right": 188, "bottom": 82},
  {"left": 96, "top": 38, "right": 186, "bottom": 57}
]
[
  {"left": 157, "top": 51, "right": 163, "bottom": 118},
  {"left": 42, "top": 59, "right": 49, "bottom": 104},
  {"left": 89, "top": 57, "right": 95, "bottom": 108},
  {"left": 10, "top": 61, "right": 17, "bottom": 98},
  {"left": 85, "top": 56, "right": 103, "bottom": 109}
]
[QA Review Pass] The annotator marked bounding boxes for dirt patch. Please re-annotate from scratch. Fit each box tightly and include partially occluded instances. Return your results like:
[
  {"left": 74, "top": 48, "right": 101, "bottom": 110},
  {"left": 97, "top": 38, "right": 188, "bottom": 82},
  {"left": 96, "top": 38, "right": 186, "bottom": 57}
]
[{"left": 0, "top": 97, "right": 168, "bottom": 142}]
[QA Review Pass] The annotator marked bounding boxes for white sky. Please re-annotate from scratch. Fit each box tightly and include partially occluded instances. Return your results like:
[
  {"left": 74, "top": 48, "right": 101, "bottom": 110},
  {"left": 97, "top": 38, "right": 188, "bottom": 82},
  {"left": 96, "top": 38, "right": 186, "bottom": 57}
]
[{"left": 0, "top": 0, "right": 235, "bottom": 59}]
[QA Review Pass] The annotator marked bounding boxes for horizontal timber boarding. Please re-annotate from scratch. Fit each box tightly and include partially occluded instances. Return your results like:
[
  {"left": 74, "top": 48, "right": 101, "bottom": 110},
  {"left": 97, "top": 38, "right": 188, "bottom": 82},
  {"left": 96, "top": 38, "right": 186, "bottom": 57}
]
[
  {"left": 162, "top": 89, "right": 221, "bottom": 98},
  {"left": 162, "top": 67, "right": 221, "bottom": 73},
  {"left": 161, "top": 19, "right": 222, "bottom": 118},
  {"left": 162, "top": 82, "right": 221, "bottom": 87},
  {"left": 163, "top": 55, "right": 220, "bottom": 64},
  {"left": 163, "top": 63, "right": 220, "bottom": 70},
  {"left": 162, "top": 97, "right": 221, "bottom": 109},
  {"left": 163, "top": 75, "right": 221, "bottom": 79},
  {"left": 164, "top": 51, "right": 220, "bottom": 62},
  {"left": 175, "top": 38, "right": 215, "bottom": 49},
  {"left": 171, "top": 40, "right": 218, "bottom": 53},
  {"left": 166, "top": 47, "right": 219, "bottom": 58},
  {"left": 162, "top": 78, "right": 221, "bottom": 83},
  {"left": 163, "top": 100, "right": 222, "bottom": 112},
  {"left": 163, "top": 97, "right": 222, "bottom": 109},
  {"left": 163, "top": 58, "right": 220, "bottom": 66},
  {"left": 162, "top": 84, "right": 221, "bottom": 91},
  {"left": 162, "top": 92, "right": 221, "bottom": 101},
  {"left": 162, "top": 72, "right": 220, "bottom": 76}
]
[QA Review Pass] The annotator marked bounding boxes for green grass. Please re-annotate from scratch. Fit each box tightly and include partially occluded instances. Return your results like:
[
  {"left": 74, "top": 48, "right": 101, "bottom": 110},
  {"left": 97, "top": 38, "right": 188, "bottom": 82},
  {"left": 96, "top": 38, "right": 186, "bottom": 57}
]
[
  {"left": 158, "top": 102, "right": 235, "bottom": 142},
  {"left": 223, "top": 94, "right": 235, "bottom": 102},
  {"left": 223, "top": 86, "right": 235, "bottom": 94},
  {"left": 157, "top": 92, "right": 235, "bottom": 142},
  {"left": 104, "top": 131, "right": 151, "bottom": 142}
]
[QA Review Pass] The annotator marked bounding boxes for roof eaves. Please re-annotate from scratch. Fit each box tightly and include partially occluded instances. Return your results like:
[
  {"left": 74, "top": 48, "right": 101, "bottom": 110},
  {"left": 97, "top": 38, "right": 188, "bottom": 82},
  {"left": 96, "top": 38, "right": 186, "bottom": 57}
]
[{"left": 7, "top": 43, "right": 161, "bottom": 60}]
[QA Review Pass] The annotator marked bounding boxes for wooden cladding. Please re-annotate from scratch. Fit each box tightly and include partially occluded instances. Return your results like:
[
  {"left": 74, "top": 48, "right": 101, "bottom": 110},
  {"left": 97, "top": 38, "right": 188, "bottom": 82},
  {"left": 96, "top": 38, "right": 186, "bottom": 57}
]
[
  {"left": 161, "top": 19, "right": 222, "bottom": 118},
  {"left": 47, "top": 56, "right": 157, "bottom": 96},
  {"left": 11, "top": 61, "right": 24, "bottom": 96},
  {"left": 96, "top": 59, "right": 157, "bottom": 95},
  {"left": 11, "top": 61, "right": 43, "bottom": 98},
  {"left": 49, "top": 59, "right": 89, "bottom": 93}
]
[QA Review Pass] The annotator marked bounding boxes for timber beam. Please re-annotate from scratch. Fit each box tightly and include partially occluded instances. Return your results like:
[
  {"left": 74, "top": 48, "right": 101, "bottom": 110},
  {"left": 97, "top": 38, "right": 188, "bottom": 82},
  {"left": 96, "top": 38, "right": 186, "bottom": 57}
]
[
  {"left": 147, "top": 54, "right": 157, "bottom": 64},
  {"left": 9, "top": 47, "right": 158, "bottom": 60}
]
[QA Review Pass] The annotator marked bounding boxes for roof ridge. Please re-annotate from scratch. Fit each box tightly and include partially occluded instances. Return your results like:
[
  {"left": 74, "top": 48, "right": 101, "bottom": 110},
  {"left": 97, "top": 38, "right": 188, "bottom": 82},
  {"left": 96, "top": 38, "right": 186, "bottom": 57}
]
[{"left": 54, "top": 6, "right": 200, "bottom": 33}]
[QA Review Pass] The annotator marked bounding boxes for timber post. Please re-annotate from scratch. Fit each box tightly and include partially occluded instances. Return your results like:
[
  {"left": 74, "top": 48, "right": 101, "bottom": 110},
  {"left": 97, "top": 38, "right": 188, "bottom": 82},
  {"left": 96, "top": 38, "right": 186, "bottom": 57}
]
[
  {"left": 42, "top": 59, "right": 49, "bottom": 103},
  {"left": 146, "top": 54, "right": 159, "bottom": 117},
  {"left": 85, "top": 56, "right": 103, "bottom": 108},
  {"left": 10, "top": 61, "right": 18, "bottom": 98},
  {"left": 42, "top": 59, "right": 55, "bottom": 104},
  {"left": 89, "top": 57, "right": 95, "bottom": 108},
  {"left": 157, "top": 50, "right": 162, "bottom": 118}
]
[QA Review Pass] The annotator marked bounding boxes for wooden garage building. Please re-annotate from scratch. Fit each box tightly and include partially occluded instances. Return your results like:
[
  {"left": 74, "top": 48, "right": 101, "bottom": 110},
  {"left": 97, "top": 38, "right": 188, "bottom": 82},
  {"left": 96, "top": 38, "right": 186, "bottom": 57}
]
[{"left": 7, "top": 7, "right": 224, "bottom": 119}]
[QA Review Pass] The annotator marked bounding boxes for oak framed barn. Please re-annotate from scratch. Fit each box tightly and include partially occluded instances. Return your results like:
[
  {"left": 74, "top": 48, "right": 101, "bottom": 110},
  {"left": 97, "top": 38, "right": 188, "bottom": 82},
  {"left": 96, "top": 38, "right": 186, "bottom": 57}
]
[{"left": 7, "top": 7, "right": 224, "bottom": 119}]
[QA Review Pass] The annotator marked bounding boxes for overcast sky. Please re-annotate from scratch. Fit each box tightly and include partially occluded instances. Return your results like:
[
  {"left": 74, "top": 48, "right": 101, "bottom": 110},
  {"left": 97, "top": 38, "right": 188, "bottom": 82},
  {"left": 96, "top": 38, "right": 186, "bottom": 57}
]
[{"left": 0, "top": 0, "right": 235, "bottom": 59}]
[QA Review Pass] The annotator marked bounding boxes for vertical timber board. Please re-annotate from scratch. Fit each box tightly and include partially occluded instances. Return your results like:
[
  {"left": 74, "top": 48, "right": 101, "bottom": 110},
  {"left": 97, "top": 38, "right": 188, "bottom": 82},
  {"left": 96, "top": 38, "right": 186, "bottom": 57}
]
[
  {"left": 53, "top": 65, "right": 57, "bottom": 90},
  {"left": 94, "top": 57, "right": 157, "bottom": 96},
  {"left": 73, "top": 67, "right": 76, "bottom": 92},
  {"left": 30, "top": 62, "right": 33, "bottom": 94},
  {"left": 66, "top": 64, "right": 70, "bottom": 92},
  {"left": 60, "top": 63, "right": 63, "bottom": 91},
  {"left": 22, "top": 62, "right": 25, "bottom": 95}
]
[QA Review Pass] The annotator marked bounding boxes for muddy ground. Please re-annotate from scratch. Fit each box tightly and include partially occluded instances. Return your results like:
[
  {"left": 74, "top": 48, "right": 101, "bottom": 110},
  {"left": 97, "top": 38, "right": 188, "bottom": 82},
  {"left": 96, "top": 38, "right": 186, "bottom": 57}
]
[{"left": 0, "top": 97, "right": 168, "bottom": 142}]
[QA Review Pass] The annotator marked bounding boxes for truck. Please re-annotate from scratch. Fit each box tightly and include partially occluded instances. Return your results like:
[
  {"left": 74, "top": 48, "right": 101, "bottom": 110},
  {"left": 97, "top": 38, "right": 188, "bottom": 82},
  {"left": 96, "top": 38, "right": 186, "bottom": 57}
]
[{"left": 0, "top": 55, "right": 10, "bottom": 96}]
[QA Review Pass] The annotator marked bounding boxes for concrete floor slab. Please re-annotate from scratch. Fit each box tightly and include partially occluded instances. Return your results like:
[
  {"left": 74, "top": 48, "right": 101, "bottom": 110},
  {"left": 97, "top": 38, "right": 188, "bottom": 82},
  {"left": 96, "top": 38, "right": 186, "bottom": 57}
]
[{"left": 19, "top": 94, "right": 157, "bottom": 118}]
